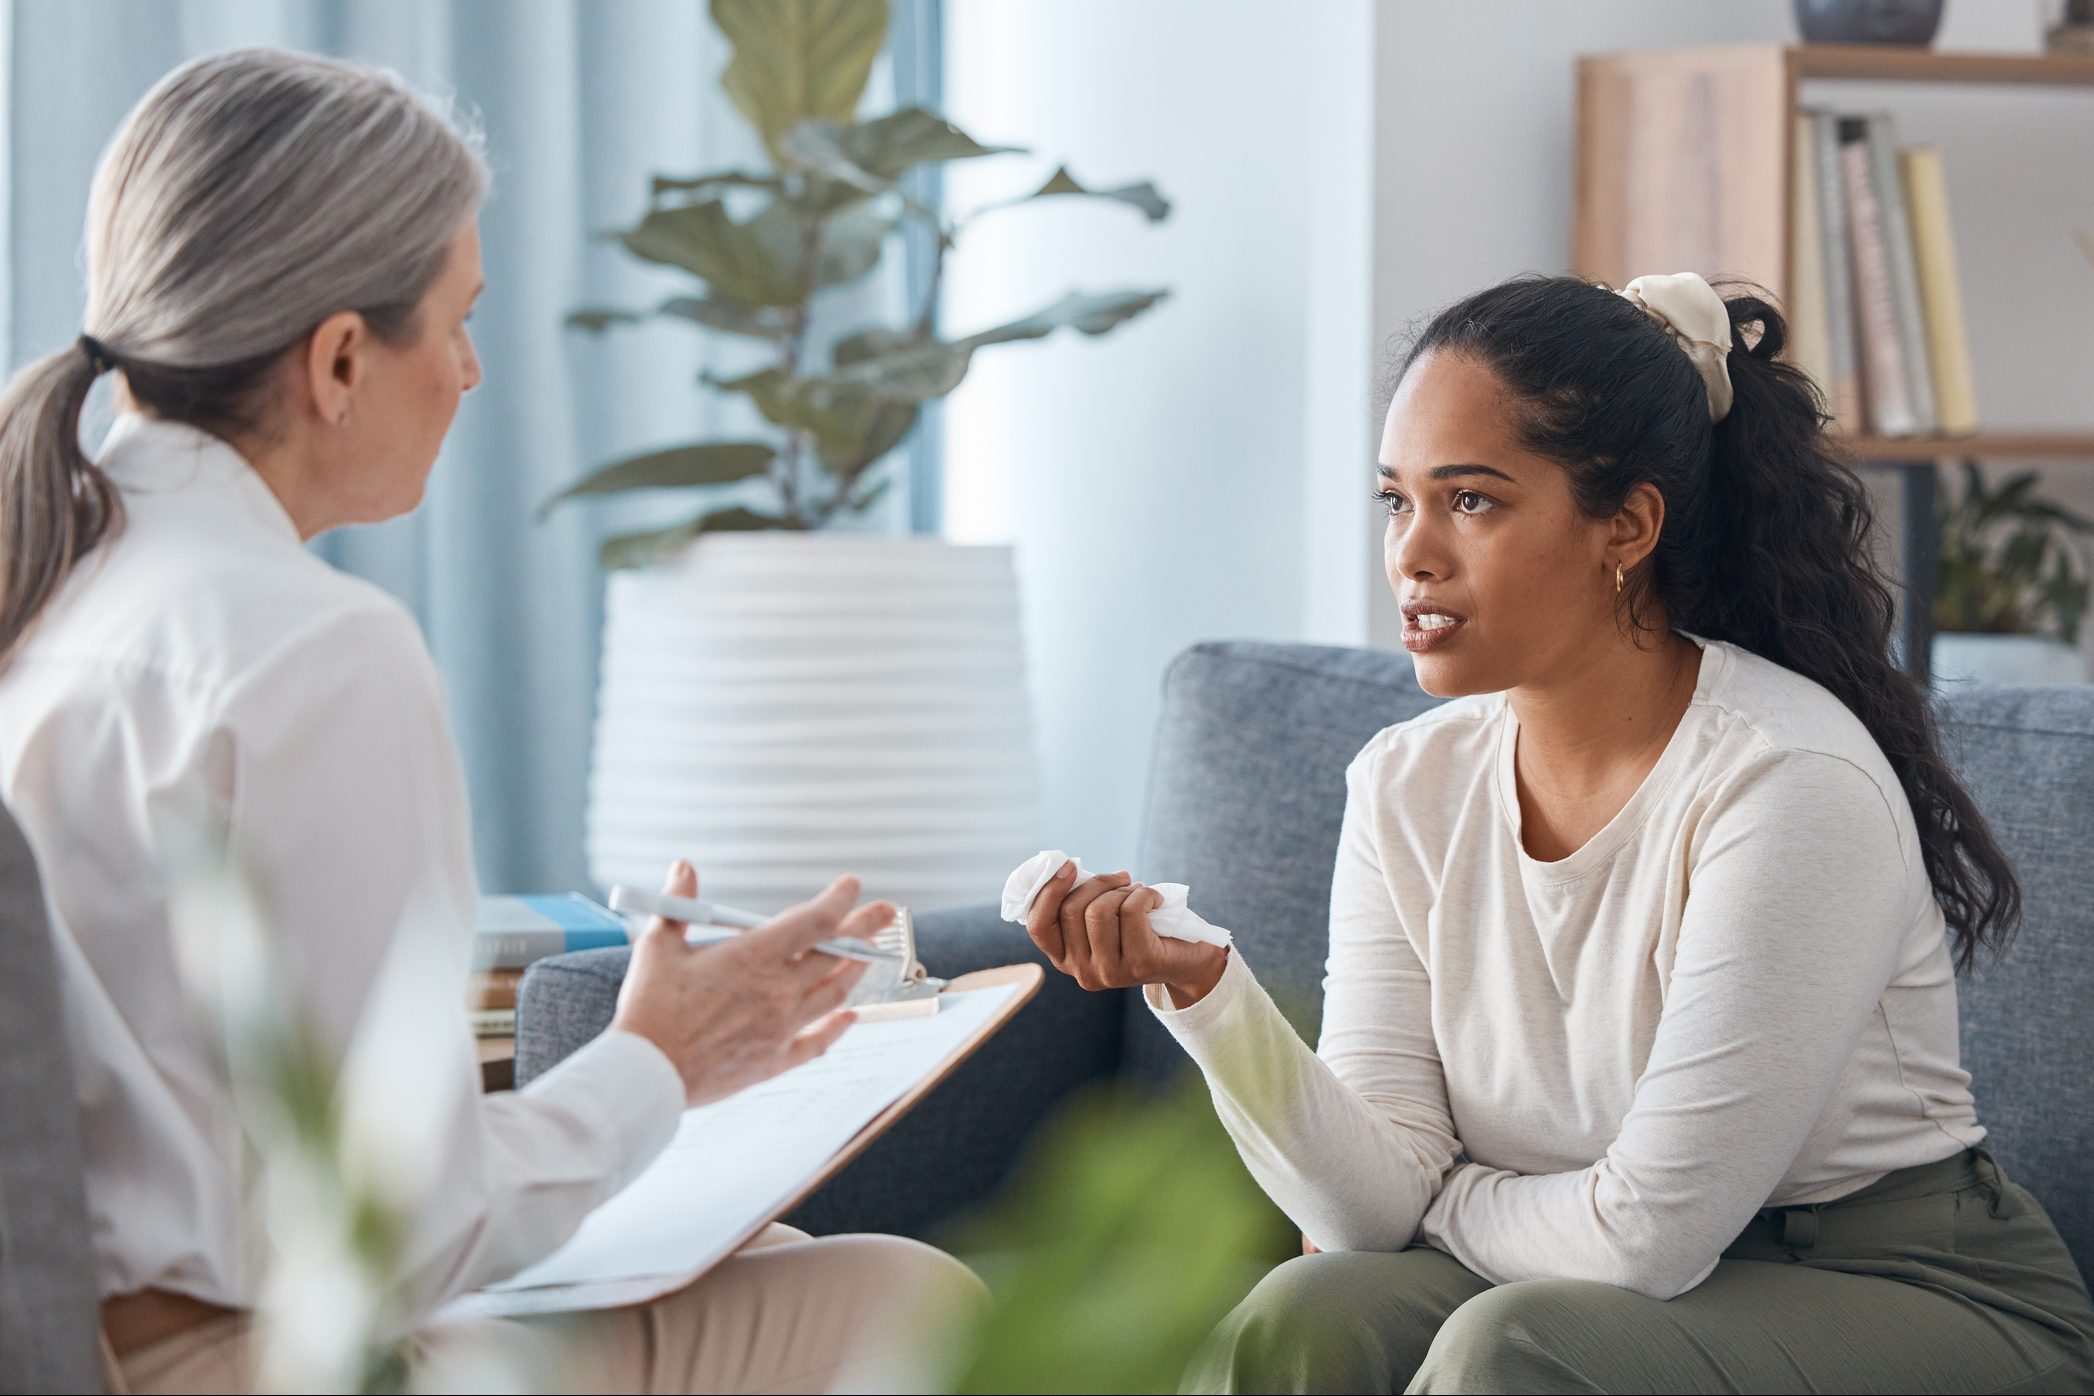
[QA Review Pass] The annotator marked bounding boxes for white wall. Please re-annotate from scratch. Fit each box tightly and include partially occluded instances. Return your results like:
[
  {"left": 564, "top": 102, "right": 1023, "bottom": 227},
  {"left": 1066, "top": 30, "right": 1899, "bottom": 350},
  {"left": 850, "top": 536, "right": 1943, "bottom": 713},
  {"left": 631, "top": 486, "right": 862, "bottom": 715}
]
[{"left": 941, "top": 0, "right": 1376, "bottom": 870}]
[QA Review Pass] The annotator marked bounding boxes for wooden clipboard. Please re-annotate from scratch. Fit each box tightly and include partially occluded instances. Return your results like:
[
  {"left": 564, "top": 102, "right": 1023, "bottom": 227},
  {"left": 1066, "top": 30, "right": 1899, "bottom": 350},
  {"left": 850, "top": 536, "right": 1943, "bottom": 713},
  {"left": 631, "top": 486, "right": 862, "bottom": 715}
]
[{"left": 448, "top": 963, "right": 1042, "bottom": 1319}]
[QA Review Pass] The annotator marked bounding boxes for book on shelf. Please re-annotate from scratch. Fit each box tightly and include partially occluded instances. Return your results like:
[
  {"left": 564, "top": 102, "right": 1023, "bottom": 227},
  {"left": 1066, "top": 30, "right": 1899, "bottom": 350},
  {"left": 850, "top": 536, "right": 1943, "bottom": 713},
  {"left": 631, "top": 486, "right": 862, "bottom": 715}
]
[
  {"left": 1864, "top": 113, "right": 1937, "bottom": 434},
  {"left": 474, "top": 893, "right": 630, "bottom": 972},
  {"left": 1899, "top": 146, "right": 1980, "bottom": 437},
  {"left": 471, "top": 1007, "right": 517, "bottom": 1039},
  {"left": 1807, "top": 110, "right": 1866, "bottom": 431},
  {"left": 469, "top": 967, "right": 525, "bottom": 1012},
  {"left": 1788, "top": 112, "right": 1836, "bottom": 416},
  {"left": 1791, "top": 109, "right": 1977, "bottom": 442},
  {"left": 1837, "top": 115, "right": 1920, "bottom": 437}
]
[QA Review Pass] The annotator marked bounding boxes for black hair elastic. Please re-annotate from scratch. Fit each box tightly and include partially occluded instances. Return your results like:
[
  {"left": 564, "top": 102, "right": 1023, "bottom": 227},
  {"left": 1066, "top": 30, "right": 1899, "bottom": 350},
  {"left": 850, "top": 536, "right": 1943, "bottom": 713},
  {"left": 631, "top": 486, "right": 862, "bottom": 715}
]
[{"left": 76, "top": 334, "right": 115, "bottom": 375}]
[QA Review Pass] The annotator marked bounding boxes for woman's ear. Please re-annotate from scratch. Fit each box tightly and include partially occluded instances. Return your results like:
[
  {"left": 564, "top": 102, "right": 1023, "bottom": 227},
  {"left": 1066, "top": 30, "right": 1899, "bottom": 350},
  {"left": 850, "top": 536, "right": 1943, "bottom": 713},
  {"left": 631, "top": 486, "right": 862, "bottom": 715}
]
[
  {"left": 1610, "top": 480, "right": 1667, "bottom": 570},
  {"left": 301, "top": 310, "right": 367, "bottom": 426}
]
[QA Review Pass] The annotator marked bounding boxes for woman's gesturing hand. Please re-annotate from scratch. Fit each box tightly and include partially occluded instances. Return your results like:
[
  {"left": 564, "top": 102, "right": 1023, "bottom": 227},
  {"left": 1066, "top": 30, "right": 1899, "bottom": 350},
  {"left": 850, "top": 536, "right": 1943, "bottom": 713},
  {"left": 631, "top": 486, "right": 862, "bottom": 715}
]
[
  {"left": 611, "top": 862, "right": 892, "bottom": 1107},
  {"left": 1024, "top": 860, "right": 1229, "bottom": 1009}
]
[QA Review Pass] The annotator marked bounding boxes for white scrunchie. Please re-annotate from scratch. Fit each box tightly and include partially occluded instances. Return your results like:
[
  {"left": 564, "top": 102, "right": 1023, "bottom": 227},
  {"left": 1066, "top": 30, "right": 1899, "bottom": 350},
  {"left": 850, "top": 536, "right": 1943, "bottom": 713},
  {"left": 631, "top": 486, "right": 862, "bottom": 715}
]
[{"left": 1619, "top": 272, "right": 1734, "bottom": 424}]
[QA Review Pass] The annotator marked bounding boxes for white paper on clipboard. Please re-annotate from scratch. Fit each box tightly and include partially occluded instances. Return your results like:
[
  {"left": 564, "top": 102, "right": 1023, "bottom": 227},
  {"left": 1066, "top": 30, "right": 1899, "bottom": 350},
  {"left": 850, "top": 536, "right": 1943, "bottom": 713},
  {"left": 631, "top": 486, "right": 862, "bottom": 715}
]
[{"left": 441, "top": 981, "right": 1024, "bottom": 1321}]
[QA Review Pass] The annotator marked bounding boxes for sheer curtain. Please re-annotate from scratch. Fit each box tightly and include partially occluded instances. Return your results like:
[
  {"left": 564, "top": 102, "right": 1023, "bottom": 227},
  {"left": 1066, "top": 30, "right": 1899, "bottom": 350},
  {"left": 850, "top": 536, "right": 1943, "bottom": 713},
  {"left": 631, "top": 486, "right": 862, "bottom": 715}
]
[{"left": 1, "top": 0, "right": 934, "bottom": 892}]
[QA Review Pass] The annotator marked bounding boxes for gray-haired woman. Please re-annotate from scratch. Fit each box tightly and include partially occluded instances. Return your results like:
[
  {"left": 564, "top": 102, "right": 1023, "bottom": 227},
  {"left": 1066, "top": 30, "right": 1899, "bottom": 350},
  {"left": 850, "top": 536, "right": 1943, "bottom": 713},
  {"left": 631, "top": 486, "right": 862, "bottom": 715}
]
[{"left": 0, "top": 47, "right": 977, "bottom": 1394}]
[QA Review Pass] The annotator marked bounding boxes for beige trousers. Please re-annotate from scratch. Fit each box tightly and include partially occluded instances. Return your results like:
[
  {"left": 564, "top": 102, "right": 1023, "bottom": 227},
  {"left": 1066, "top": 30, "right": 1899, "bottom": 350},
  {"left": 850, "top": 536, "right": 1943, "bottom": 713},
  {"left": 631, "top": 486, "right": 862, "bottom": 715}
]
[{"left": 114, "top": 1226, "right": 983, "bottom": 1396}]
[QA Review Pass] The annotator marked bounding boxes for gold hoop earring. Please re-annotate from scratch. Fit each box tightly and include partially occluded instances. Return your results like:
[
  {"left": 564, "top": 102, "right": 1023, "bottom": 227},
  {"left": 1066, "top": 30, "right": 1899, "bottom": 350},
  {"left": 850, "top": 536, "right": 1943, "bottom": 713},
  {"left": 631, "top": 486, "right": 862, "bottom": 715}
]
[{"left": 1615, "top": 562, "right": 1625, "bottom": 596}]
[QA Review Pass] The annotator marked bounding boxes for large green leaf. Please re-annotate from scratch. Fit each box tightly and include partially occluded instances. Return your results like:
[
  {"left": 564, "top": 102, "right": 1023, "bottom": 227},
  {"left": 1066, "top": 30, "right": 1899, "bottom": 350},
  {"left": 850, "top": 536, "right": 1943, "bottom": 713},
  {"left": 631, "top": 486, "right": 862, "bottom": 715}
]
[
  {"left": 847, "top": 108, "right": 1023, "bottom": 180},
  {"left": 832, "top": 325, "right": 918, "bottom": 366},
  {"left": 710, "top": 0, "right": 888, "bottom": 156},
  {"left": 657, "top": 295, "right": 795, "bottom": 341},
  {"left": 567, "top": 295, "right": 793, "bottom": 341},
  {"left": 825, "top": 288, "right": 1170, "bottom": 400},
  {"left": 714, "top": 368, "right": 919, "bottom": 475},
  {"left": 567, "top": 307, "right": 645, "bottom": 333},
  {"left": 648, "top": 169, "right": 782, "bottom": 199},
  {"left": 783, "top": 108, "right": 1021, "bottom": 189},
  {"left": 599, "top": 504, "right": 789, "bottom": 570},
  {"left": 828, "top": 340, "right": 971, "bottom": 400},
  {"left": 1001, "top": 164, "right": 1172, "bottom": 222},
  {"left": 540, "top": 441, "right": 776, "bottom": 518},
  {"left": 618, "top": 200, "right": 802, "bottom": 304},
  {"left": 964, "top": 288, "right": 1172, "bottom": 346},
  {"left": 830, "top": 397, "right": 920, "bottom": 474},
  {"left": 615, "top": 198, "right": 892, "bottom": 306}
]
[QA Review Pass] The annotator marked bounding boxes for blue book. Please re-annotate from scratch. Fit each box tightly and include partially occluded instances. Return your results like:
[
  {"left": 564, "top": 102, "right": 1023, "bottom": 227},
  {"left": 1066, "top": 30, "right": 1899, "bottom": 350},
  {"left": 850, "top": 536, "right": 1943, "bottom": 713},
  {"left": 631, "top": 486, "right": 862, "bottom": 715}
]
[{"left": 475, "top": 893, "right": 630, "bottom": 971}]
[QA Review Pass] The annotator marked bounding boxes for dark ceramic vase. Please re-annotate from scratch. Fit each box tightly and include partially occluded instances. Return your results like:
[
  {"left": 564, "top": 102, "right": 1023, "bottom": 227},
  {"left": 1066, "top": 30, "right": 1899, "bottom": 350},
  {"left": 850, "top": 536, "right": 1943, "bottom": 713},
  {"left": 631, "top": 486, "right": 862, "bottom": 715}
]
[{"left": 1793, "top": 0, "right": 1947, "bottom": 44}]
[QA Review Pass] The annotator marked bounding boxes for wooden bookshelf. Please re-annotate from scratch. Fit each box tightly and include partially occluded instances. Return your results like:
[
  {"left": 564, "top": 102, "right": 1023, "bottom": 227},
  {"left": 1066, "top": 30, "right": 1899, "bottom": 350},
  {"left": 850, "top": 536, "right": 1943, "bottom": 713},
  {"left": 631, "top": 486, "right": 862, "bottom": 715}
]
[
  {"left": 1573, "top": 44, "right": 2094, "bottom": 680},
  {"left": 1575, "top": 45, "right": 2094, "bottom": 309}
]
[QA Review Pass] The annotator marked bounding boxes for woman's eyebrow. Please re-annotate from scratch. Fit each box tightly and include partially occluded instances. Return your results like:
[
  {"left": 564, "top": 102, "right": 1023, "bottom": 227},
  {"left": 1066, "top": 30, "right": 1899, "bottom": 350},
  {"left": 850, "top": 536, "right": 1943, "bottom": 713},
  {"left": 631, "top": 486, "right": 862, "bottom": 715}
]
[{"left": 1376, "top": 462, "right": 1519, "bottom": 484}]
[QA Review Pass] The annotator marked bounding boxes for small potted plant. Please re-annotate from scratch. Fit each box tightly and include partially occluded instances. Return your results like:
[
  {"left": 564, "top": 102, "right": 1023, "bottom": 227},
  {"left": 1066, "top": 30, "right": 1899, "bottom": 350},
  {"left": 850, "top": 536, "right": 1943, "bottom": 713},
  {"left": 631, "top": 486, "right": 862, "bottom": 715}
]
[
  {"left": 548, "top": 0, "right": 1170, "bottom": 910},
  {"left": 1931, "top": 464, "right": 2093, "bottom": 687}
]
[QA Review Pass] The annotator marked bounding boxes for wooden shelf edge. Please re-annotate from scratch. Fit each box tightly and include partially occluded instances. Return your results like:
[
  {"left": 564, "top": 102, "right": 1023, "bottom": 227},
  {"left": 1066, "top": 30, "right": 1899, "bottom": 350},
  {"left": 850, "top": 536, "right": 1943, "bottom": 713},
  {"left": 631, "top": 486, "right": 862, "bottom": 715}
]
[
  {"left": 1579, "top": 42, "right": 2094, "bottom": 89},
  {"left": 1834, "top": 433, "right": 2094, "bottom": 461},
  {"left": 1795, "top": 44, "right": 2094, "bottom": 87}
]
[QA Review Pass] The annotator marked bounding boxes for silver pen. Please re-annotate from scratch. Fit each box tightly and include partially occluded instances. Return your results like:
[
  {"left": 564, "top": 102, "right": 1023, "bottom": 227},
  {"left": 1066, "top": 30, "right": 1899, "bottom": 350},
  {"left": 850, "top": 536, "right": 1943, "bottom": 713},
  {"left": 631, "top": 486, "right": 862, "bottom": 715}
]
[{"left": 607, "top": 885, "right": 903, "bottom": 964}]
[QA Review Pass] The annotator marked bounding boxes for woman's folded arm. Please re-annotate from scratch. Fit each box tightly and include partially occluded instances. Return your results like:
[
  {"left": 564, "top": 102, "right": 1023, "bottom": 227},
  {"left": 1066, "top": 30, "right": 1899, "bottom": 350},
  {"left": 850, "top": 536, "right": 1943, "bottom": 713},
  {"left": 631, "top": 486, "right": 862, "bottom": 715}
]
[{"left": 1417, "top": 750, "right": 1914, "bottom": 1299}]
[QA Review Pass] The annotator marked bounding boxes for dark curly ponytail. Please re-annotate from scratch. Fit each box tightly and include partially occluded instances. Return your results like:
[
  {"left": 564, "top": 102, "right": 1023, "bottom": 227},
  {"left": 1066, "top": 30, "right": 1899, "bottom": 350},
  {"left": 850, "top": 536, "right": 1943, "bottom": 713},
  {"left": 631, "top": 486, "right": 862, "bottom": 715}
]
[{"left": 1402, "top": 274, "right": 2018, "bottom": 971}]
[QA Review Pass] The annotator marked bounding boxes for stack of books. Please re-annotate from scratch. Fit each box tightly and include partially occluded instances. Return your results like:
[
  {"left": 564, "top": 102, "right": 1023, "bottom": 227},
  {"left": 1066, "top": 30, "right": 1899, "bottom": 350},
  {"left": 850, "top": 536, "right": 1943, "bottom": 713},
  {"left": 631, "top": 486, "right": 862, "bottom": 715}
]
[
  {"left": 1789, "top": 108, "right": 1978, "bottom": 440},
  {"left": 467, "top": 894, "right": 630, "bottom": 1038}
]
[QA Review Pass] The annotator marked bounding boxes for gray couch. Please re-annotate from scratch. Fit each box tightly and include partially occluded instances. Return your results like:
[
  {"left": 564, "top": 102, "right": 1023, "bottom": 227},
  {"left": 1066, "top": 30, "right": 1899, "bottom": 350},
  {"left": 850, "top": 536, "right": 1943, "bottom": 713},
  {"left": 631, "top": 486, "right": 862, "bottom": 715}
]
[{"left": 520, "top": 641, "right": 2094, "bottom": 1279}]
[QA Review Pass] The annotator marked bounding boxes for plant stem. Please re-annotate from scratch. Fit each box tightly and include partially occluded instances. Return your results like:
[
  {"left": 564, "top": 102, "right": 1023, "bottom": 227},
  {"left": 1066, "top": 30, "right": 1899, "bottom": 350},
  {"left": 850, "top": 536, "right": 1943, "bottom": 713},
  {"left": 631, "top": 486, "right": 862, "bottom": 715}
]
[
  {"left": 770, "top": 190, "right": 834, "bottom": 528},
  {"left": 779, "top": 434, "right": 807, "bottom": 523},
  {"left": 911, "top": 223, "right": 955, "bottom": 341}
]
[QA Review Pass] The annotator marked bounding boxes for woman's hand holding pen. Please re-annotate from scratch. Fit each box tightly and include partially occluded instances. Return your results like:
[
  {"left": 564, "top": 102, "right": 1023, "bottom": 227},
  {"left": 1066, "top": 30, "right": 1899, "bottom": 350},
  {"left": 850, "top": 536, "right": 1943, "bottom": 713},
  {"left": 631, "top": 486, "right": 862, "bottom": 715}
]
[
  {"left": 1024, "top": 861, "right": 1229, "bottom": 1009},
  {"left": 612, "top": 861, "right": 894, "bottom": 1107}
]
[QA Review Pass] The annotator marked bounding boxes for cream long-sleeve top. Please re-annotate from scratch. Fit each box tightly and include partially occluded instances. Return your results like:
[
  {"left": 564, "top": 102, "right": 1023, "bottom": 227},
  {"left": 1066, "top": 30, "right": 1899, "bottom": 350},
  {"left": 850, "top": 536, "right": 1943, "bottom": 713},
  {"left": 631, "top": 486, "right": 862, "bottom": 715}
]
[
  {"left": 1148, "top": 634, "right": 1984, "bottom": 1300},
  {"left": 0, "top": 414, "right": 684, "bottom": 1311}
]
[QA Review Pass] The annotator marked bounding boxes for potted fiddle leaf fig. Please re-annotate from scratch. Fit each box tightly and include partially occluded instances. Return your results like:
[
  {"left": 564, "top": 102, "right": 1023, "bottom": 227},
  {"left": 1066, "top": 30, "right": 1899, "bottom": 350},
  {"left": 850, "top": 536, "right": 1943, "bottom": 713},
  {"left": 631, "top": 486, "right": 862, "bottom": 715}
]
[
  {"left": 1931, "top": 464, "right": 2094, "bottom": 686},
  {"left": 547, "top": 2, "right": 1168, "bottom": 564},
  {"left": 556, "top": 0, "right": 1172, "bottom": 910}
]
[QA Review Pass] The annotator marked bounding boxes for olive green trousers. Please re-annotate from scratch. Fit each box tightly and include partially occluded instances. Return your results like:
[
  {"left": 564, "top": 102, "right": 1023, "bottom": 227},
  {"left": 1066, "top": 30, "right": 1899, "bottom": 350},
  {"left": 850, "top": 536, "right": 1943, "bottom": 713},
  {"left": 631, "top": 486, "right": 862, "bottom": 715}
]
[{"left": 1188, "top": 1148, "right": 2094, "bottom": 1394}]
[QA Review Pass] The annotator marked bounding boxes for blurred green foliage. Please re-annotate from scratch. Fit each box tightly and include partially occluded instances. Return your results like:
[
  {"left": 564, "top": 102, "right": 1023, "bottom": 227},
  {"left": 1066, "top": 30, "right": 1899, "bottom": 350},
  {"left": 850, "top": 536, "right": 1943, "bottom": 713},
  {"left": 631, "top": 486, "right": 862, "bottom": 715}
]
[
  {"left": 1935, "top": 464, "right": 2094, "bottom": 642},
  {"left": 938, "top": 1083, "right": 1292, "bottom": 1395}
]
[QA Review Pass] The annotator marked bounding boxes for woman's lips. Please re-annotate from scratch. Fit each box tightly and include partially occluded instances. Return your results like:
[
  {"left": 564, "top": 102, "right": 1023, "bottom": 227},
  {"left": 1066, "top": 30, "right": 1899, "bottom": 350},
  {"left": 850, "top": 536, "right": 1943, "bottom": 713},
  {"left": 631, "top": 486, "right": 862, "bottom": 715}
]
[{"left": 1400, "top": 614, "right": 1466, "bottom": 655}]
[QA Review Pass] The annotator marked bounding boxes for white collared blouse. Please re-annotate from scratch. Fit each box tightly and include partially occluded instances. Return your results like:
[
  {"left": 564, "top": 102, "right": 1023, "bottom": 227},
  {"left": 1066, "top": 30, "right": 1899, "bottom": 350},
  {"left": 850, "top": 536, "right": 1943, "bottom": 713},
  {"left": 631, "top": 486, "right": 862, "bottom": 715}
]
[{"left": 0, "top": 413, "right": 683, "bottom": 1310}]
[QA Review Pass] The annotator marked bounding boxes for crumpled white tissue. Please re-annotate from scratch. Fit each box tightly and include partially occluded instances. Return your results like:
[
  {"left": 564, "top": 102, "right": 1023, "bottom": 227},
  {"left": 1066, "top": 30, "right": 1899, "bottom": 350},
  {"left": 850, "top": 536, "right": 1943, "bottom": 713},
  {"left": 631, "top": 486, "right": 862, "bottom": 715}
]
[{"left": 999, "top": 849, "right": 1233, "bottom": 948}]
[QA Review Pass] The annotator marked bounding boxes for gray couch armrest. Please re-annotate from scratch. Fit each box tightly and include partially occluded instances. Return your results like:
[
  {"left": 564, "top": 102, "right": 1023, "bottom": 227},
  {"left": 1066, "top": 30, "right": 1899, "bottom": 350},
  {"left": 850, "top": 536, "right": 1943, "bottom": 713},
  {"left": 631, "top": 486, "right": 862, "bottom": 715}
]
[
  {"left": 0, "top": 807, "right": 102, "bottom": 1395},
  {"left": 514, "top": 902, "right": 1127, "bottom": 1240}
]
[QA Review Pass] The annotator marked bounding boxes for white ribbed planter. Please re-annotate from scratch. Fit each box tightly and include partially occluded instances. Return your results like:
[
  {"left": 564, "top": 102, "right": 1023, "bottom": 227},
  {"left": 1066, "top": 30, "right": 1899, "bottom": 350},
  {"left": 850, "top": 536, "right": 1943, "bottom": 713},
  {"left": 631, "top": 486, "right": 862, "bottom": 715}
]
[
  {"left": 1931, "top": 632, "right": 2087, "bottom": 688},
  {"left": 585, "top": 535, "right": 1040, "bottom": 913}
]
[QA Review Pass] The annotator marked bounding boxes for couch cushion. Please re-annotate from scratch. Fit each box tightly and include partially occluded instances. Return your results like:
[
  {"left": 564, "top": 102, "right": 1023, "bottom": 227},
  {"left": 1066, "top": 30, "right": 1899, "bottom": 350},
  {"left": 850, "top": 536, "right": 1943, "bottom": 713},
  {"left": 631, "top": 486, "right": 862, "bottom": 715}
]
[
  {"left": 0, "top": 804, "right": 102, "bottom": 1394},
  {"left": 1127, "top": 641, "right": 1441, "bottom": 1083},
  {"left": 1937, "top": 683, "right": 2094, "bottom": 1279}
]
